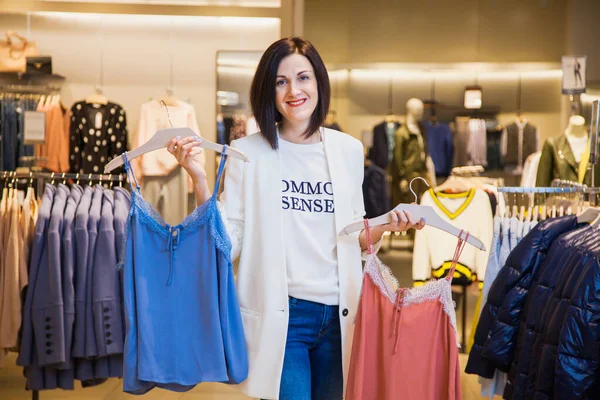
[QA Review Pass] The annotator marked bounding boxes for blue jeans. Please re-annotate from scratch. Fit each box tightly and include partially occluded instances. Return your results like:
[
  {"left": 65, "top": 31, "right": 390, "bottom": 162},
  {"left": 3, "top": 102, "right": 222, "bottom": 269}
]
[{"left": 269, "top": 297, "right": 343, "bottom": 400}]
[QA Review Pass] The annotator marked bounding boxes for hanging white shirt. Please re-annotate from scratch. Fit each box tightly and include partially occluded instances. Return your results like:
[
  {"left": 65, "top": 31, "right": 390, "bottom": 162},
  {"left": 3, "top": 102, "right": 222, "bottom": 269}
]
[{"left": 566, "top": 134, "right": 588, "bottom": 163}]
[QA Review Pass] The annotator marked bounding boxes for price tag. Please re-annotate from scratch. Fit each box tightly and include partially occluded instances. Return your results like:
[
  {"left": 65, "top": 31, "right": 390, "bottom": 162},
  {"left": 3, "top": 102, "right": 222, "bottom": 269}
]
[{"left": 24, "top": 111, "right": 46, "bottom": 144}]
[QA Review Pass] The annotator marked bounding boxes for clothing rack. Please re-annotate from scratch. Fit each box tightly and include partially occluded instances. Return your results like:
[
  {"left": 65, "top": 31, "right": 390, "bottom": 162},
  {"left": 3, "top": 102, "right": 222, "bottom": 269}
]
[{"left": 1, "top": 171, "right": 126, "bottom": 400}]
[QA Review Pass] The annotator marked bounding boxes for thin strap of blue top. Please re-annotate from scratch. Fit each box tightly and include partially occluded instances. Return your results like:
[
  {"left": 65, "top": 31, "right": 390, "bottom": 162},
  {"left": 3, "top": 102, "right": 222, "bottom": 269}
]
[
  {"left": 212, "top": 145, "right": 228, "bottom": 197},
  {"left": 121, "top": 152, "right": 141, "bottom": 194}
]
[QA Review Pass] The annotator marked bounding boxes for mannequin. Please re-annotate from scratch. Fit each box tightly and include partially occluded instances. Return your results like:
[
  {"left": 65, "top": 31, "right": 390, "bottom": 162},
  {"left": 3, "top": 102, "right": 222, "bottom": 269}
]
[
  {"left": 536, "top": 114, "right": 599, "bottom": 186},
  {"left": 390, "top": 98, "right": 429, "bottom": 207},
  {"left": 406, "top": 98, "right": 424, "bottom": 135},
  {"left": 565, "top": 115, "right": 587, "bottom": 139}
]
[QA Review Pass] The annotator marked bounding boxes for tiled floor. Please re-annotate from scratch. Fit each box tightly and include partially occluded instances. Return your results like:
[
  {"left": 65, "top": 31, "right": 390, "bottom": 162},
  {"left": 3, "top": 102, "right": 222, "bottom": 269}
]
[{"left": 0, "top": 243, "right": 501, "bottom": 399}]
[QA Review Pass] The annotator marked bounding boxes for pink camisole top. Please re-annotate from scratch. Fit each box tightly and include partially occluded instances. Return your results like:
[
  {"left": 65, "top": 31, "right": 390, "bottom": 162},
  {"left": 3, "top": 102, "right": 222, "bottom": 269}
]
[{"left": 345, "top": 222, "right": 466, "bottom": 400}]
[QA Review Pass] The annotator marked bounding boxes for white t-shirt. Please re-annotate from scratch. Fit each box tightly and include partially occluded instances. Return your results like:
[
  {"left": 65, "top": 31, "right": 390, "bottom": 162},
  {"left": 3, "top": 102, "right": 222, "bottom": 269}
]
[
  {"left": 566, "top": 134, "right": 588, "bottom": 163},
  {"left": 279, "top": 138, "right": 339, "bottom": 305}
]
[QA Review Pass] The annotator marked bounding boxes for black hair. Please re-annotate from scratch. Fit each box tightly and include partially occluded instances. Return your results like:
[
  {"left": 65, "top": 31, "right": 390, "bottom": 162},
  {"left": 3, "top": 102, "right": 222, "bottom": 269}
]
[{"left": 250, "top": 37, "right": 330, "bottom": 150}]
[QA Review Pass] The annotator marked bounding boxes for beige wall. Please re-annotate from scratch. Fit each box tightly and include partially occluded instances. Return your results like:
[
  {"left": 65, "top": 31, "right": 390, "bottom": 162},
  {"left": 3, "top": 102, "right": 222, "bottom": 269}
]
[
  {"left": 0, "top": 12, "right": 279, "bottom": 189},
  {"left": 305, "top": 0, "right": 568, "bottom": 64},
  {"left": 566, "top": 0, "right": 600, "bottom": 83}
]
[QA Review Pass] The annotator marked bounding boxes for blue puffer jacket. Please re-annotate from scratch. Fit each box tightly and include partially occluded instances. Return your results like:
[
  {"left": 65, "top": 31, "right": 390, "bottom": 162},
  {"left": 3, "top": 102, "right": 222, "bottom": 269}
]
[
  {"left": 465, "top": 216, "right": 580, "bottom": 379},
  {"left": 504, "top": 226, "right": 600, "bottom": 400}
]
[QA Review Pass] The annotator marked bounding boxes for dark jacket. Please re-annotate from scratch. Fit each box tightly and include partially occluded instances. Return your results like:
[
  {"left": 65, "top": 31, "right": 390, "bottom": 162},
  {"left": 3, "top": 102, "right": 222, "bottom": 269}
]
[
  {"left": 536, "top": 134, "right": 600, "bottom": 187},
  {"left": 505, "top": 226, "right": 600, "bottom": 400},
  {"left": 504, "top": 122, "right": 539, "bottom": 167},
  {"left": 390, "top": 123, "right": 429, "bottom": 206},
  {"left": 367, "top": 121, "right": 400, "bottom": 170},
  {"left": 424, "top": 121, "right": 453, "bottom": 177},
  {"left": 465, "top": 215, "right": 580, "bottom": 379},
  {"left": 362, "top": 163, "right": 390, "bottom": 219}
]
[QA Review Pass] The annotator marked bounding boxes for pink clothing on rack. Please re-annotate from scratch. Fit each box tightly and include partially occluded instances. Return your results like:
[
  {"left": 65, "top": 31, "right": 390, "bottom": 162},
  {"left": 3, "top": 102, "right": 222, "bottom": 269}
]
[{"left": 346, "top": 223, "right": 464, "bottom": 400}]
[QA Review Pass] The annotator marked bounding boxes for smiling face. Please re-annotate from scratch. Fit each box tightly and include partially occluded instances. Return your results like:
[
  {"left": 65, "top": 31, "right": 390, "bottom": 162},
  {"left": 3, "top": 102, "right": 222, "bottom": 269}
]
[{"left": 275, "top": 53, "right": 319, "bottom": 127}]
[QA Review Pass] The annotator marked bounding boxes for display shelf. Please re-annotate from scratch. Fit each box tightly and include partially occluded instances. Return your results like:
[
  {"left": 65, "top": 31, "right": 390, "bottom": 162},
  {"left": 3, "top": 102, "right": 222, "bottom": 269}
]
[{"left": 0, "top": 72, "right": 65, "bottom": 93}]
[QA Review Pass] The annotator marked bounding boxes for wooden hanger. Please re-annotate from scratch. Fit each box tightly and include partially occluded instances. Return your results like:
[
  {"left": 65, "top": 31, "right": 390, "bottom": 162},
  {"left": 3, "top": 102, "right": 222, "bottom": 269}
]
[
  {"left": 435, "top": 176, "right": 473, "bottom": 193},
  {"left": 340, "top": 177, "right": 487, "bottom": 251},
  {"left": 85, "top": 85, "right": 108, "bottom": 105},
  {"left": 160, "top": 87, "right": 179, "bottom": 107},
  {"left": 104, "top": 101, "right": 248, "bottom": 173}
]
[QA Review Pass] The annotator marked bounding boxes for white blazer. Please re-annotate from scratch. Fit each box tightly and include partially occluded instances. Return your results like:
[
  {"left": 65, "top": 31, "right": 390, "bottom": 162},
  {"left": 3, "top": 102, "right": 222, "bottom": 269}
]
[{"left": 219, "top": 128, "right": 367, "bottom": 399}]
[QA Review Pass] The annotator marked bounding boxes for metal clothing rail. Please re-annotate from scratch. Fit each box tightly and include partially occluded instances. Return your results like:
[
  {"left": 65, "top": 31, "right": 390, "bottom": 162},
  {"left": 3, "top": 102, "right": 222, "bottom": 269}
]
[
  {"left": 551, "top": 179, "right": 588, "bottom": 189},
  {"left": 1, "top": 171, "right": 128, "bottom": 200},
  {"left": 1, "top": 171, "right": 126, "bottom": 181},
  {"left": 497, "top": 186, "right": 582, "bottom": 194}
]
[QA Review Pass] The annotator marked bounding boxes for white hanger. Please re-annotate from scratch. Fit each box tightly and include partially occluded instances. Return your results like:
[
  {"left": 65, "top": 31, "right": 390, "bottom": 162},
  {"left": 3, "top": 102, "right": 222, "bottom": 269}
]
[
  {"left": 104, "top": 101, "right": 248, "bottom": 173},
  {"left": 340, "top": 177, "right": 487, "bottom": 251}
]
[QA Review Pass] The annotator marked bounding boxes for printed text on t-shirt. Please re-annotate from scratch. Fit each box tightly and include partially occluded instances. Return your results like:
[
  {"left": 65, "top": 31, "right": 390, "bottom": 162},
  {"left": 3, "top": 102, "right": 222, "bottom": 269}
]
[{"left": 281, "top": 179, "right": 335, "bottom": 213}]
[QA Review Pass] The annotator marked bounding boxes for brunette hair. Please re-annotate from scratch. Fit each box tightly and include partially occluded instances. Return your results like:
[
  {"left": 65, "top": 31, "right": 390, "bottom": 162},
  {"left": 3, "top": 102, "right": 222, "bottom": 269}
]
[{"left": 250, "top": 37, "right": 330, "bottom": 150}]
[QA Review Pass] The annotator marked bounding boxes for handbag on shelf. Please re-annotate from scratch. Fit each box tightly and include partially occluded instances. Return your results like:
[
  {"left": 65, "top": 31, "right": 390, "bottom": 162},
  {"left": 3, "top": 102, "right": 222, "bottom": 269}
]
[
  {"left": 0, "top": 31, "right": 39, "bottom": 73},
  {"left": 26, "top": 56, "right": 52, "bottom": 74}
]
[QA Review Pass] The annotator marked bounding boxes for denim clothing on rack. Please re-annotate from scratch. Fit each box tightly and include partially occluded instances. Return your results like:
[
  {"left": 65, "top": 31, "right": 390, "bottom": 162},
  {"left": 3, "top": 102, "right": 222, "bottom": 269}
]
[
  {"left": 17, "top": 97, "right": 36, "bottom": 162},
  {"left": 515, "top": 219, "right": 524, "bottom": 245},
  {"left": 1, "top": 97, "right": 36, "bottom": 170},
  {"left": 478, "top": 216, "right": 507, "bottom": 397},
  {"left": 498, "top": 217, "right": 511, "bottom": 270},
  {"left": 509, "top": 217, "right": 519, "bottom": 251},
  {"left": 2, "top": 101, "right": 17, "bottom": 170}
]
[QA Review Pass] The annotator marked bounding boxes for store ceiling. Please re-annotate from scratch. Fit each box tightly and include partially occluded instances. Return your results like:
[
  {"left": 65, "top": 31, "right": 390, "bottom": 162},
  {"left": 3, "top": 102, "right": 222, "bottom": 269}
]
[{"left": 39, "top": 0, "right": 281, "bottom": 6}]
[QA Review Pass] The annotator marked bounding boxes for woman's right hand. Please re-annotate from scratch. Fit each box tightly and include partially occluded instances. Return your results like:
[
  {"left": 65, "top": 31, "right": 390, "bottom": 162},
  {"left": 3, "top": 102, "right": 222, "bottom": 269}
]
[{"left": 167, "top": 135, "right": 207, "bottom": 184}]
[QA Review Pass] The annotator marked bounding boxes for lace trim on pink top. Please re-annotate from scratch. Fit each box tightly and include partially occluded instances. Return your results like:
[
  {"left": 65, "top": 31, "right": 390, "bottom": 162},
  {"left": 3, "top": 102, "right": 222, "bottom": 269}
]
[{"left": 363, "top": 255, "right": 461, "bottom": 348}]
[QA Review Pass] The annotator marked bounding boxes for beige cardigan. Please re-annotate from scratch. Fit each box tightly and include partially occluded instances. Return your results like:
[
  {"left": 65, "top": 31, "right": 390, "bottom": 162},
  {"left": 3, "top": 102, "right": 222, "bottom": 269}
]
[{"left": 0, "top": 187, "right": 37, "bottom": 353}]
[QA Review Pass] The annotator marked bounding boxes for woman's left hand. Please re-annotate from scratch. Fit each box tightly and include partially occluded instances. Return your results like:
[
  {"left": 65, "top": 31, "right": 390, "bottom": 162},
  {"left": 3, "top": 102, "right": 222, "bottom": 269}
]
[{"left": 380, "top": 210, "right": 426, "bottom": 232}]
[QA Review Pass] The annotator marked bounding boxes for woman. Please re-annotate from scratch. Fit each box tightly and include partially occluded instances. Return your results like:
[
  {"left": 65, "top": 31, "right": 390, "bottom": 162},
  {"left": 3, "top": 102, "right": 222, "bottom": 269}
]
[{"left": 168, "top": 37, "right": 424, "bottom": 400}]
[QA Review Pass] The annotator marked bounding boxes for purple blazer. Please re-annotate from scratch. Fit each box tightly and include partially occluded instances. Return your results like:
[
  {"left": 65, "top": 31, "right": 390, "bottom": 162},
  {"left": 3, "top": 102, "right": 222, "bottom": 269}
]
[
  {"left": 32, "top": 183, "right": 69, "bottom": 366},
  {"left": 93, "top": 189, "right": 124, "bottom": 356},
  {"left": 17, "top": 184, "right": 55, "bottom": 368},
  {"left": 84, "top": 186, "right": 103, "bottom": 358}
]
